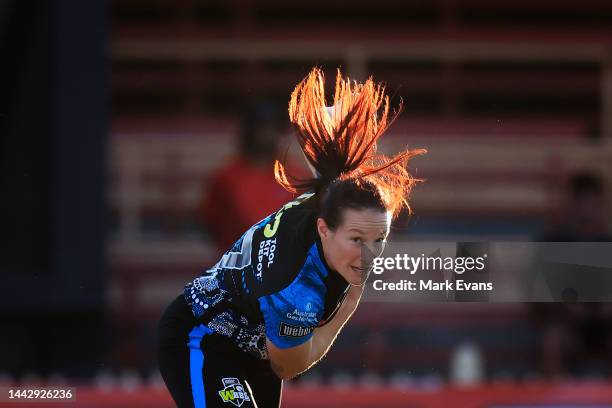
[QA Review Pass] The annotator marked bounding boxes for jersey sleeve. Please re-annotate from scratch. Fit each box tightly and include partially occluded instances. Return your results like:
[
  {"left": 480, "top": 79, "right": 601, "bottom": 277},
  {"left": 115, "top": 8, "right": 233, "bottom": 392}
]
[
  {"left": 258, "top": 265, "right": 326, "bottom": 349},
  {"left": 251, "top": 192, "right": 326, "bottom": 348}
]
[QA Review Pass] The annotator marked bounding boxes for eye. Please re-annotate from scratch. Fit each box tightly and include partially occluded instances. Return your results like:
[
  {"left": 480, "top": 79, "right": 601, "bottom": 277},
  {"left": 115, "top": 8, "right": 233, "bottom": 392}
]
[
  {"left": 375, "top": 237, "right": 386, "bottom": 243},
  {"left": 351, "top": 237, "right": 363, "bottom": 243}
]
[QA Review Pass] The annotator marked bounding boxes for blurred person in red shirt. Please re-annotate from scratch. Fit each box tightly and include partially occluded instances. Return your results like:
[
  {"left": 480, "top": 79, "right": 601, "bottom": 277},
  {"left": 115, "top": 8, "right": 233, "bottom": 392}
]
[{"left": 200, "top": 101, "right": 296, "bottom": 252}]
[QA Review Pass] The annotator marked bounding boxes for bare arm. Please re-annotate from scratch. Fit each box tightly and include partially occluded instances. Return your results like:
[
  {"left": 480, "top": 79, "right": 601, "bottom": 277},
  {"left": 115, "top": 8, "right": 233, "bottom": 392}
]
[
  {"left": 267, "top": 285, "right": 364, "bottom": 379},
  {"left": 307, "top": 285, "right": 363, "bottom": 366}
]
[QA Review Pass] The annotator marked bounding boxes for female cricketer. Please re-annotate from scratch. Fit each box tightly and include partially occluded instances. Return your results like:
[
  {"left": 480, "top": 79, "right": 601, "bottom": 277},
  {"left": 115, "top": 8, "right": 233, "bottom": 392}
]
[{"left": 157, "top": 67, "right": 425, "bottom": 407}]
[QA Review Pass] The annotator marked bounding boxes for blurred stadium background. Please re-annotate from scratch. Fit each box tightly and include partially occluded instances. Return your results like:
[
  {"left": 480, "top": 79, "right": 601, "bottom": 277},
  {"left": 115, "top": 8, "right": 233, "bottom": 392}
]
[{"left": 2, "top": 0, "right": 612, "bottom": 406}]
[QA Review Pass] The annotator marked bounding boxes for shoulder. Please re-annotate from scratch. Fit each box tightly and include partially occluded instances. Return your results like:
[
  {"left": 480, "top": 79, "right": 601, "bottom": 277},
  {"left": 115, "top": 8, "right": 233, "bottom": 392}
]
[
  {"left": 258, "top": 269, "right": 325, "bottom": 322},
  {"left": 259, "top": 192, "right": 317, "bottom": 242},
  {"left": 249, "top": 193, "right": 319, "bottom": 293}
]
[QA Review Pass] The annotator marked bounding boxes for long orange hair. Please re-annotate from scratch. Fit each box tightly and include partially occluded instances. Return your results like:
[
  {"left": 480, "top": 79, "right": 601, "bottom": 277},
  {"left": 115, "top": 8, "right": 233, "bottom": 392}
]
[{"left": 274, "top": 67, "right": 426, "bottom": 218}]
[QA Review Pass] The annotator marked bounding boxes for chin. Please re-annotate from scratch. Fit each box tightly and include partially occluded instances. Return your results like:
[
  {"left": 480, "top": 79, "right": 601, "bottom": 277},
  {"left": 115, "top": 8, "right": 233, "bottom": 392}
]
[{"left": 345, "top": 271, "right": 363, "bottom": 286}]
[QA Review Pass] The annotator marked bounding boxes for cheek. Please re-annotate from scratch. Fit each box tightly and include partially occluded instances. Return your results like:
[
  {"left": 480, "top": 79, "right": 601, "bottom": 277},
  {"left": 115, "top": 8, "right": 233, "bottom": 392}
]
[
  {"left": 338, "top": 241, "right": 362, "bottom": 265},
  {"left": 328, "top": 237, "right": 361, "bottom": 268}
]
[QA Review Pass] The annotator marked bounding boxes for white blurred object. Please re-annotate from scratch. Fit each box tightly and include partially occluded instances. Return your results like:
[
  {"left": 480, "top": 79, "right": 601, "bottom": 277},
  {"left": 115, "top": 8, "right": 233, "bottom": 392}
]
[
  {"left": 449, "top": 341, "right": 484, "bottom": 386},
  {"left": 329, "top": 371, "right": 355, "bottom": 390},
  {"left": 358, "top": 371, "right": 384, "bottom": 390},
  {"left": 93, "top": 368, "right": 116, "bottom": 392},
  {"left": 147, "top": 369, "right": 165, "bottom": 390},
  {"left": 388, "top": 371, "right": 417, "bottom": 390},
  {"left": 48, "top": 372, "right": 68, "bottom": 386},
  {"left": 119, "top": 369, "right": 142, "bottom": 392},
  {"left": 296, "top": 370, "right": 323, "bottom": 389},
  {"left": 419, "top": 373, "right": 444, "bottom": 391},
  {"left": 20, "top": 371, "right": 42, "bottom": 385}
]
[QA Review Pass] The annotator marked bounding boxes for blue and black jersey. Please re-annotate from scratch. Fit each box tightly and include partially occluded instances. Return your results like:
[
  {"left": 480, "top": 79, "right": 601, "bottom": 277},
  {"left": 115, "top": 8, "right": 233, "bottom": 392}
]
[{"left": 183, "top": 192, "right": 350, "bottom": 359}]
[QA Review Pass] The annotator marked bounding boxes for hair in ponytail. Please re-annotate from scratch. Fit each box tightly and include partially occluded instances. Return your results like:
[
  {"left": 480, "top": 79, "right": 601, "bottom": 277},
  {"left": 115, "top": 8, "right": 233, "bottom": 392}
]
[{"left": 274, "top": 67, "right": 426, "bottom": 226}]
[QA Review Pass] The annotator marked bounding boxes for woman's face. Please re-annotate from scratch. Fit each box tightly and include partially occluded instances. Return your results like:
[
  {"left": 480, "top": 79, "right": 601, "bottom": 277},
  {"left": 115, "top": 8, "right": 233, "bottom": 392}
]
[{"left": 317, "top": 208, "right": 390, "bottom": 286}]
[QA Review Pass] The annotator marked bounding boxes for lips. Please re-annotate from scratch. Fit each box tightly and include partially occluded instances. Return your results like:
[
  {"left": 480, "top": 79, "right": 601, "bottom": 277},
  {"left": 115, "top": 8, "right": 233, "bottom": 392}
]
[{"left": 351, "top": 266, "right": 364, "bottom": 273}]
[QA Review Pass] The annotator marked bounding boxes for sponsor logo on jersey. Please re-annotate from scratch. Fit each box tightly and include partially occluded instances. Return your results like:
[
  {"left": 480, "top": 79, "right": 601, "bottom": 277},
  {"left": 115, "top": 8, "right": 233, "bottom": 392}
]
[
  {"left": 285, "top": 308, "right": 317, "bottom": 322},
  {"left": 255, "top": 238, "right": 277, "bottom": 281},
  {"left": 285, "top": 296, "right": 319, "bottom": 323},
  {"left": 218, "top": 378, "right": 251, "bottom": 407},
  {"left": 279, "top": 322, "right": 314, "bottom": 338}
]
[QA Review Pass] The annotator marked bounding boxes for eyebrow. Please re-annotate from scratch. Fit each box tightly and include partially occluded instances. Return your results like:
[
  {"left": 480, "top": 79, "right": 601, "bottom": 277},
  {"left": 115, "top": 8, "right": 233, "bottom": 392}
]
[{"left": 349, "top": 228, "right": 387, "bottom": 237}]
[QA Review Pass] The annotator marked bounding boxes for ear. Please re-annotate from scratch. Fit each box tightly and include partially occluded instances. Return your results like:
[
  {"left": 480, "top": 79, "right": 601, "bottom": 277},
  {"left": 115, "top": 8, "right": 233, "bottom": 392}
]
[{"left": 316, "top": 217, "right": 330, "bottom": 239}]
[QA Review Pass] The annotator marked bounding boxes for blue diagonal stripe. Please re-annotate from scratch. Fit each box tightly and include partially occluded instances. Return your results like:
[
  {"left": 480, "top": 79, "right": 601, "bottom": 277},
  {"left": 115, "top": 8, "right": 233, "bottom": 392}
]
[{"left": 188, "top": 324, "right": 213, "bottom": 408}]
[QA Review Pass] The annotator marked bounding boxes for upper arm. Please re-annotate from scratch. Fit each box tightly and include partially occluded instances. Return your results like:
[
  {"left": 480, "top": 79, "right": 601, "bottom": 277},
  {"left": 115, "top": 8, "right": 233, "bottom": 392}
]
[
  {"left": 258, "top": 288, "right": 321, "bottom": 349},
  {"left": 258, "top": 274, "right": 325, "bottom": 378}
]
